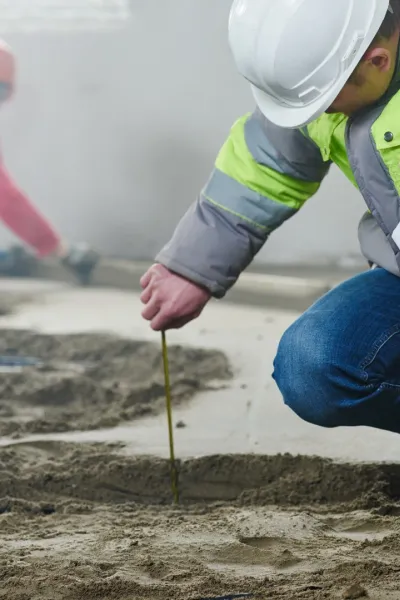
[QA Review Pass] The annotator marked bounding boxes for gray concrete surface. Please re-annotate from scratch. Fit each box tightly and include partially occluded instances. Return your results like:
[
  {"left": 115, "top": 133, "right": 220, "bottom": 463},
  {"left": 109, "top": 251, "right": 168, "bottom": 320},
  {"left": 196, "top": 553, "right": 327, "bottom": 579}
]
[
  {"left": 0, "top": 0, "right": 367, "bottom": 267},
  {"left": 34, "top": 257, "right": 339, "bottom": 312},
  {"left": 0, "top": 278, "right": 397, "bottom": 463}
]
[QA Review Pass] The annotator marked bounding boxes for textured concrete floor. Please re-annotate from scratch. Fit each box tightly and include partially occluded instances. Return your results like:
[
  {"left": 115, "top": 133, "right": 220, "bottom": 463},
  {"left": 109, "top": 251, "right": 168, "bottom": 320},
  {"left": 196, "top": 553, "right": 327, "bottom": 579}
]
[{"left": 0, "top": 277, "right": 397, "bottom": 462}]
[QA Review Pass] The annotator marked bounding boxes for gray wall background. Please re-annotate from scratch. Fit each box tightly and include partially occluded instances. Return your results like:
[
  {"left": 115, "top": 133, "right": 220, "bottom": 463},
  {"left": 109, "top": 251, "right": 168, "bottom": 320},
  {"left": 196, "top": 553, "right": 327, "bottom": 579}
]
[{"left": 0, "top": 0, "right": 367, "bottom": 266}]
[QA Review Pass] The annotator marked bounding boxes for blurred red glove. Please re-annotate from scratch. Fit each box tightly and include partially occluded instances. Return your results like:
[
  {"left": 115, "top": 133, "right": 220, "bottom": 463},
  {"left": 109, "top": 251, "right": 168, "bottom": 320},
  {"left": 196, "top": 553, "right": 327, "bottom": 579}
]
[{"left": 140, "top": 264, "right": 211, "bottom": 331}]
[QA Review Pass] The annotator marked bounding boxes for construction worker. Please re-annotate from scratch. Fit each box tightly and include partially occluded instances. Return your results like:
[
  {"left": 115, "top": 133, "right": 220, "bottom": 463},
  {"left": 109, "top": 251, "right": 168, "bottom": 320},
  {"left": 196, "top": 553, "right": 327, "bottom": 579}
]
[
  {"left": 141, "top": 0, "right": 400, "bottom": 434},
  {"left": 0, "top": 41, "right": 98, "bottom": 283}
]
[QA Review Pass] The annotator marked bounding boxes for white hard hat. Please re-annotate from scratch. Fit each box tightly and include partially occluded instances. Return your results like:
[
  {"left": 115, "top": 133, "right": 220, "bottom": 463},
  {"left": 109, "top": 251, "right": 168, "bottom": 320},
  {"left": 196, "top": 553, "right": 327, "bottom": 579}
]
[{"left": 229, "top": 0, "right": 391, "bottom": 128}]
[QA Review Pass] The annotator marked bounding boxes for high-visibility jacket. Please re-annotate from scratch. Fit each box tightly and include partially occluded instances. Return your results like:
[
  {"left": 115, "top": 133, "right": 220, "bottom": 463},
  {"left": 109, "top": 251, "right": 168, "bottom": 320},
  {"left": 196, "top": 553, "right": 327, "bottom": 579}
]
[{"left": 156, "top": 53, "right": 400, "bottom": 297}]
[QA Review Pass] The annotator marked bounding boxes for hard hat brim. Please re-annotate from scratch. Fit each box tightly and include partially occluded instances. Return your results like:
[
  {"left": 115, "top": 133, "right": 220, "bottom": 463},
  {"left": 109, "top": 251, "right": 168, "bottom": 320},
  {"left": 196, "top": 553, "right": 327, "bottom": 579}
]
[{"left": 252, "top": 80, "right": 347, "bottom": 129}]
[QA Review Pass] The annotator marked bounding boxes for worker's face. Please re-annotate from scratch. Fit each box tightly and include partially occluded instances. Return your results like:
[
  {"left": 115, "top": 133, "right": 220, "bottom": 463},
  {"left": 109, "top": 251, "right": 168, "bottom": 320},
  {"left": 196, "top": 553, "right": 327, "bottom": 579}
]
[{"left": 326, "top": 35, "right": 399, "bottom": 117}]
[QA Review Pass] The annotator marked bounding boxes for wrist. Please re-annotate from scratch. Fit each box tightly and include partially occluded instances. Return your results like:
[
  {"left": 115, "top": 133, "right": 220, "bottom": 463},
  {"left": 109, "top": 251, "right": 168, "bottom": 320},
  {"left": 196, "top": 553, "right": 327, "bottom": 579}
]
[{"left": 156, "top": 262, "right": 212, "bottom": 296}]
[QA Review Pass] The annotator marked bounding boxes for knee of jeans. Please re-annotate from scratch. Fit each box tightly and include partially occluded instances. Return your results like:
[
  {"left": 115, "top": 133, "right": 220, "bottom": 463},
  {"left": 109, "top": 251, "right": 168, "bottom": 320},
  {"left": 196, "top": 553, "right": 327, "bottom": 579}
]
[{"left": 273, "top": 317, "right": 344, "bottom": 428}]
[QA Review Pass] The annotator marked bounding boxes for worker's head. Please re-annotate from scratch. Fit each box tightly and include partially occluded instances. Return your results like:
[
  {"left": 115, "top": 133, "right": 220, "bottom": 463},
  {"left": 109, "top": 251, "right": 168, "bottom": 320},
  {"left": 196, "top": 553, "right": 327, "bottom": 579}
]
[
  {"left": 229, "top": 0, "right": 400, "bottom": 128},
  {"left": 328, "top": 2, "right": 400, "bottom": 116},
  {"left": 0, "top": 41, "right": 15, "bottom": 104}
]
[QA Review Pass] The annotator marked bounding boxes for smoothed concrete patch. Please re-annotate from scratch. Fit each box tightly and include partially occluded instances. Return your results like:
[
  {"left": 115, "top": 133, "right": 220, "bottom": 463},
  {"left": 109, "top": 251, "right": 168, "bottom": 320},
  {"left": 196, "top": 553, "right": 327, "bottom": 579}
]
[{"left": 0, "top": 282, "right": 397, "bottom": 464}]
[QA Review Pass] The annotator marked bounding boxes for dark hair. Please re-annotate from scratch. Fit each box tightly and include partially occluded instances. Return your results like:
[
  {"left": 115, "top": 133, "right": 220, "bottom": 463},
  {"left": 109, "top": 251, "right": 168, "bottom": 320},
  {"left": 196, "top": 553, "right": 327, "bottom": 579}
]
[
  {"left": 376, "top": 1, "right": 400, "bottom": 39},
  {"left": 348, "top": 2, "right": 400, "bottom": 82}
]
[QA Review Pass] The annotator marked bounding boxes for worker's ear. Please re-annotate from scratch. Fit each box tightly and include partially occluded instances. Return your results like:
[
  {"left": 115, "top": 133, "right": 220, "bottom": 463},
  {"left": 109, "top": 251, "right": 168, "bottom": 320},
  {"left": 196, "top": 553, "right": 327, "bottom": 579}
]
[{"left": 363, "top": 46, "right": 393, "bottom": 72}]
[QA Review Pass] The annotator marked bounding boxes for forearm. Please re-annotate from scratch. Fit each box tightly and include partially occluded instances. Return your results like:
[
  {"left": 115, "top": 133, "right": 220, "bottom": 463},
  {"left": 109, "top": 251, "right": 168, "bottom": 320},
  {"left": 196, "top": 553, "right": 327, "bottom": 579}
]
[
  {"left": 157, "top": 110, "right": 328, "bottom": 295},
  {"left": 0, "top": 165, "right": 60, "bottom": 256},
  {"left": 156, "top": 188, "right": 268, "bottom": 298}
]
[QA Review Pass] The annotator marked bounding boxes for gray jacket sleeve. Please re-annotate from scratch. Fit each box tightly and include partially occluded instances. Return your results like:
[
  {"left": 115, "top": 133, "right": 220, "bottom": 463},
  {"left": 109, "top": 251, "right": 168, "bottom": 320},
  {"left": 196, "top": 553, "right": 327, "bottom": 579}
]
[{"left": 156, "top": 109, "right": 329, "bottom": 298}]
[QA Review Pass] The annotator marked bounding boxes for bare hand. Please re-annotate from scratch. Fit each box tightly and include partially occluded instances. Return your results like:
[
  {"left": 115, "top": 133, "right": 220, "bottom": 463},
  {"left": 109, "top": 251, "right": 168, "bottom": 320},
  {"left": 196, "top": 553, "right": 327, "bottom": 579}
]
[{"left": 140, "top": 264, "right": 211, "bottom": 331}]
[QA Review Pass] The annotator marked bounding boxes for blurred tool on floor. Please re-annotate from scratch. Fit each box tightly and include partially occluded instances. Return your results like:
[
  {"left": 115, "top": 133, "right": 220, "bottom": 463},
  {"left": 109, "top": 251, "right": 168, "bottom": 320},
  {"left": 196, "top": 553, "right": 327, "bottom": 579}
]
[
  {"left": 0, "top": 243, "right": 99, "bottom": 285},
  {"left": 61, "top": 243, "right": 99, "bottom": 285}
]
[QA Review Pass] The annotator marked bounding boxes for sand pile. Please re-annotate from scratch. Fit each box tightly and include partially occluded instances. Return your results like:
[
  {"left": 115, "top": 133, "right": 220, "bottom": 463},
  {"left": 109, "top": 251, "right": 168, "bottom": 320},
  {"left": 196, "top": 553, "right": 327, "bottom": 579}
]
[
  {"left": 1, "top": 442, "right": 400, "bottom": 600},
  {"left": 0, "top": 330, "right": 232, "bottom": 437},
  {"left": 0, "top": 331, "right": 400, "bottom": 600}
]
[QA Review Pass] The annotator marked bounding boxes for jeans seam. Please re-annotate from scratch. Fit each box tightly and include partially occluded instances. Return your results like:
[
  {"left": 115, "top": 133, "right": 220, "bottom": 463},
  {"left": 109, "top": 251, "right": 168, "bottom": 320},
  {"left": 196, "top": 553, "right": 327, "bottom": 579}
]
[
  {"left": 360, "top": 325, "right": 400, "bottom": 379},
  {"left": 379, "top": 382, "right": 400, "bottom": 390}
]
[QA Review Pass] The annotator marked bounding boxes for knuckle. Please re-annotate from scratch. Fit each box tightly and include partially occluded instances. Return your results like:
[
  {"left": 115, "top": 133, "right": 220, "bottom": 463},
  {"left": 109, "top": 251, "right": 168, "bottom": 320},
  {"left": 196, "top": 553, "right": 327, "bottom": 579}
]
[{"left": 164, "top": 299, "right": 181, "bottom": 318}]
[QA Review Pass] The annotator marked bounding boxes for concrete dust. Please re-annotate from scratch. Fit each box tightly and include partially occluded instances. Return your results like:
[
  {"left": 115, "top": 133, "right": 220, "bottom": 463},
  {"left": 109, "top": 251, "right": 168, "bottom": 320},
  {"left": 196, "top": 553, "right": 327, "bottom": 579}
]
[
  {"left": 1, "top": 331, "right": 400, "bottom": 599},
  {"left": 0, "top": 330, "right": 232, "bottom": 437}
]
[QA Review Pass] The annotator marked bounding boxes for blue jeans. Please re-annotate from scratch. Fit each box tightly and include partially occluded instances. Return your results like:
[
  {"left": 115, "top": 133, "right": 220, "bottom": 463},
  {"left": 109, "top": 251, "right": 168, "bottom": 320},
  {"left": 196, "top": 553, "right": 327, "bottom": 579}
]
[{"left": 273, "top": 268, "right": 400, "bottom": 433}]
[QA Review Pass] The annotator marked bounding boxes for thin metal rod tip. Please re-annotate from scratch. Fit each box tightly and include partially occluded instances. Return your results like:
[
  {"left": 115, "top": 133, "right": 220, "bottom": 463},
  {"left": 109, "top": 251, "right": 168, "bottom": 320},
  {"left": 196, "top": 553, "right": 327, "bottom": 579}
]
[{"left": 161, "top": 331, "right": 180, "bottom": 505}]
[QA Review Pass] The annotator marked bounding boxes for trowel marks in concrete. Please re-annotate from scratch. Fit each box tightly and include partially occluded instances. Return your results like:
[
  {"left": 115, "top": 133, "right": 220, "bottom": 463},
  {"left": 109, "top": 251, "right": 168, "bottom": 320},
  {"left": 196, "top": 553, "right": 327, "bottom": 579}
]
[
  {"left": 0, "top": 330, "right": 232, "bottom": 438},
  {"left": 1, "top": 442, "right": 400, "bottom": 600}
]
